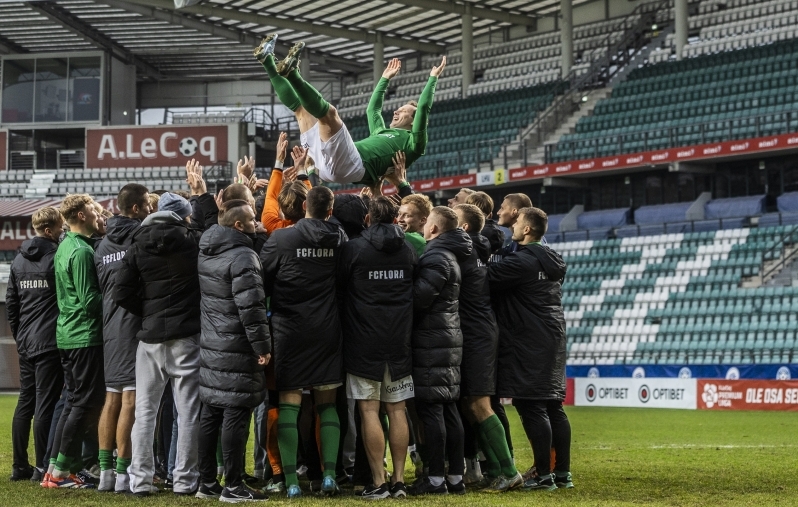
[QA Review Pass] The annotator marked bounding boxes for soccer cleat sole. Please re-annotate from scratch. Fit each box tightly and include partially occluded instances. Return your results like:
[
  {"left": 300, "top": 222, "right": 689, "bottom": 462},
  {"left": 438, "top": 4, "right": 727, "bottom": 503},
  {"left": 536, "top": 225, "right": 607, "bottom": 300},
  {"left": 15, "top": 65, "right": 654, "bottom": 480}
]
[{"left": 276, "top": 42, "right": 305, "bottom": 76}]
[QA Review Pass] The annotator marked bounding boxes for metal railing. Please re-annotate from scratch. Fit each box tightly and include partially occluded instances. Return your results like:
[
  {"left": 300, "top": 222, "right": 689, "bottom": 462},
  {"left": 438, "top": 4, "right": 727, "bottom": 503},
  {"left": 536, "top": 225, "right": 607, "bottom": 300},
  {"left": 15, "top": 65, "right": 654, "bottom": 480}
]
[
  {"left": 761, "top": 223, "right": 798, "bottom": 282},
  {"left": 545, "top": 108, "right": 798, "bottom": 163},
  {"left": 518, "top": 0, "right": 670, "bottom": 159}
]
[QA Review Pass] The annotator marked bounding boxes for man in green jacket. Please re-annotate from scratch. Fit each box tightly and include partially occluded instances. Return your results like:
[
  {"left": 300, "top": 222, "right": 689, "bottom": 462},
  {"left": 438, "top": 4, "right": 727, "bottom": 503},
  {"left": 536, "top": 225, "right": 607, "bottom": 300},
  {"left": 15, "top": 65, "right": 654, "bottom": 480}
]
[
  {"left": 254, "top": 34, "right": 445, "bottom": 186},
  {"left": 44, "top": 194, "right": 104, "bottom": 489}
]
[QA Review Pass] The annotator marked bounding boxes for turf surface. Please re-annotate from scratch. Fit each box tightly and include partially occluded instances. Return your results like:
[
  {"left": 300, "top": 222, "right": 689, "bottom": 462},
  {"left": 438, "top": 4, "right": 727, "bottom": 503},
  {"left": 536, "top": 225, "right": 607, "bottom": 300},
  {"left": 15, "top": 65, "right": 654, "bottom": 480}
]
[{"left": 1, "top": 395, "right": 797, "bottom": 505}]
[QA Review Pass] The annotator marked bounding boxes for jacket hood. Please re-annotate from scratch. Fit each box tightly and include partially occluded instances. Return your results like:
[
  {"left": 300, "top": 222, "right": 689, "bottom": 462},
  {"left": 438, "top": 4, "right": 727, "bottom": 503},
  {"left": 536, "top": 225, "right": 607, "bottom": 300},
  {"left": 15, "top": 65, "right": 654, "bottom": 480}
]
[
  {"left": 527, "top": 243, "right": 567, "bottom": 281},
  {"left": 482, "top": 219, "right": 506, "bottom": 253},
  {"left": 361, "top": 223, "right": 406, "bottom": 253},
  {"left": 331, "top": 194, "right": 368, "bottom": 239},
  {"left": 429, "top": 228, "right": 472, "bottom": 262},
  {"left": 135, "top": 211, "right": 193, "bottom": 255},
  {"left": 199, "top": 224, "right": 253, "bottom": 256},
  {"left": 20, "top": 236, "right": 58, "bottom": 261},
  {"left": 468, "top": 232, "right": 492, "bottom": 264},
  {"left": 105, "top": 215, "right": 141, "bottom": 245},
  {"left": 295, "top": 218, "right": 346, "bottom": 249}
]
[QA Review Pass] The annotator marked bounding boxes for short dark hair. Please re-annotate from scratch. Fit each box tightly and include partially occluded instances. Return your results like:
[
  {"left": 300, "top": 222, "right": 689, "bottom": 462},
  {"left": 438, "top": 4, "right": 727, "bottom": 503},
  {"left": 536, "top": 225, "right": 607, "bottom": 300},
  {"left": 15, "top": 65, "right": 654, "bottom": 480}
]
[
  {"left": 218, "top": 199, "right": 252, "bottom": 228},
  {"left": 454, "top": 203, "right": 485, "bottom": 233},
  {"left": 518, "top": 207, "right": 548, "bottom": 239},
  {"left": 430, "top": 206, "right": 458, "bottom": 233},
  {"left": 306, "top": 186, "right": 335, "bottom": 219},
  {"left": 222, "top": 183, "right": 253, "bottom": 203},
  {"left": 278, "top": 181, "right": 309, "bottom": 222},
  {"left": 504, "top": 193, "right": 533, "bottom": 210},
  {"left": 172, "top": 189, "right": 191, "bottom": 200},
  {"left": 117, "top": 183, "right": 150, "bottom": 215},
  {"left": 368, "top": 196, "right": 397, "bottom": 225},
  {"left": 466, "top": 191, "right": 494, "bottom": 217}
]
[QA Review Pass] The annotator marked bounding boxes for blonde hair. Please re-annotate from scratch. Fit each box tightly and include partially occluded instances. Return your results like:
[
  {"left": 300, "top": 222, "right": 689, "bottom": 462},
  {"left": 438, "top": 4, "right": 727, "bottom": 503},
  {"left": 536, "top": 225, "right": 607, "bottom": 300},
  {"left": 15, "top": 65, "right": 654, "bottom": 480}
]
[
  {"left": 466, "top": 191, "right": 494, "bottom": 217},
  {"left": 32, "top": 207, "right": 63, "bottom": 233},
  {"left": 278, "top": 181, "right": 309, "bottom": 222},
  {"left": 59, "top": 194, "right": 94, "bottom": 223},
  {"left": 148, "top": 193, "right": 160, "bottom": 212},
  {"left": 400, "top": 193, "right": 432, "bottom": 218},
  {"left": 454, "top": 203, "right": 485, "bottom": 233}
]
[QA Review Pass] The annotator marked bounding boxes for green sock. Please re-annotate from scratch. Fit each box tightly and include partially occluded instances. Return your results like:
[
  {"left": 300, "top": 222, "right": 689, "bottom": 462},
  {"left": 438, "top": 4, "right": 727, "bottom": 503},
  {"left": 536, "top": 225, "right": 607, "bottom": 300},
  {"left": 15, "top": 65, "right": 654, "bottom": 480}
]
[
  {"left": 277, "top": 403, "right": 301, "bottom": 487},
  {"left": 262, "top": 55, "right": 301, "bottom": 111},
  {"left": 286, "top": 69, "right": 330, "bottom": 118},
  {"left": 316, "top": 403, "right": 340, "bottom": 479},
  {"left": 480, "top": 415, "right": 518, "bottom": 478},
  {"left": 98, "top": 449, "right": 114, "bottom": 471},
  {"left": 54, "top": 452, "right": 72, "bottom": 473},
  {"left": 116, "top": 457, "right": 131, "bottom": 475},
  {"left": 476, "top": 425, "right": 500, "bottom": 478}
]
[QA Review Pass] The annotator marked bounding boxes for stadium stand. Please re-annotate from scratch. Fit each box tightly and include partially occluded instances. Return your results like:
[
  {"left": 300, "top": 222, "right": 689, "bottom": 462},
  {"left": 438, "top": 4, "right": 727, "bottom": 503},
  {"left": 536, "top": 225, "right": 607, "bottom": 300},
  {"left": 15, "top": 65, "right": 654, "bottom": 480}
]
[
  {"left": 550, "top": 38, "right": 798, "bottom": 161},
  {"left": 46, "top": 167, "right": 187, "bottom": 198}
]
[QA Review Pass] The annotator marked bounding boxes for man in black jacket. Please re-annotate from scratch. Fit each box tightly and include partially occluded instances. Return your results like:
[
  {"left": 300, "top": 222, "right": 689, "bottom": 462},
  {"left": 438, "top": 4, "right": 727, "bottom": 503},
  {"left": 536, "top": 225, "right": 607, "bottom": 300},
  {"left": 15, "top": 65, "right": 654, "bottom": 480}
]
[
  {"left": 452, "top": 204, "right": 521, "bottom": 492},
  {"left": 409, "top": 206, "right": 469, "bottom": 496},
  {"left": 338, "top": 196, "right": 417, "bottom": 499},
  {"left": 113, "top": 192, "right": 203, "bottom": 497},
  {"left": 465, "top": 192, "right": 505, "bottom": 259},
  {"left": 260, "top": 186, "right": 346, "bottom": 499},
  {"left": 487, "top": 207, "right": 572, "bottom": 491},
  {"left": 495, "top": 193, "right": 532, "bottom": 260},
  {"left": 197, "top": 200, "right": 271, "bottom": 502},
  {"left": 93, "top": 183, "right": 150, "bottom": 493},
  {"left": 6, "top": 207, "right": 64, "bottom": 482}
]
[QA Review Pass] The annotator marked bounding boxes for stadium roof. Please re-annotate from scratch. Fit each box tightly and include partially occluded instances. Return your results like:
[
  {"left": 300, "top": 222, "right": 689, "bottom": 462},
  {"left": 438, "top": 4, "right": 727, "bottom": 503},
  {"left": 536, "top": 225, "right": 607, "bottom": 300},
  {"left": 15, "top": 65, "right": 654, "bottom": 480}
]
[{"left": 0, "top": 0, "right": 587, "bottom": 80}]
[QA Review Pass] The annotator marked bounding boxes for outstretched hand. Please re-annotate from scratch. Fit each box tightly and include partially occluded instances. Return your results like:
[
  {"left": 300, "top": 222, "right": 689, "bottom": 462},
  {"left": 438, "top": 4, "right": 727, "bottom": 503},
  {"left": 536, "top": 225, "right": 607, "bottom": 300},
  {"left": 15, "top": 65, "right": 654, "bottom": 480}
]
[
  {"left": 276, "top": 132, "right": 288, "bottom": 164},
  {"left": 430, "top": 55, "right": 447, "bottom": 78},
  {"left": 186, "top": 159, "right": 206, "bottom": 196},
  {"left": 384, "top": 151, "right": 407, "bottom": 188},
  {"left": 292, "top": 145, "right": 308, "bottom": 174},
  {"left": 382, "top": 58, "right": 401, "bottom": 80},
  {"left": 237, "top": 155, "right": 255, "bottom": 180}
]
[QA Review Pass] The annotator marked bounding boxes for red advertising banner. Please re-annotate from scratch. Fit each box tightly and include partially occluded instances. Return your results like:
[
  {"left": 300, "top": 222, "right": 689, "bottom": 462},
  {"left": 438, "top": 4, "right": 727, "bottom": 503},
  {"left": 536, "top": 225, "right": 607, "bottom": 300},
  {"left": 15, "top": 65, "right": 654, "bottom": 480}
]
[
  {"left": 86, "top": 125, "right": 228, "bottom": 169},
  {"left": 0, "top": 130, "right": 7, "bottom": 171},
  {"left": 698, "top": 379, "right": 798, "bottom": 411}
]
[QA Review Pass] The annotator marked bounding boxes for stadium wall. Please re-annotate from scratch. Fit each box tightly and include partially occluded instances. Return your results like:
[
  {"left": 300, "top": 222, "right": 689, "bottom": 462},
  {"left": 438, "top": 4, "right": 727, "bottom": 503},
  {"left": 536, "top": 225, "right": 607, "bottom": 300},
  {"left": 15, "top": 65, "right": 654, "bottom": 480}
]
[{"left": 0, "top": 130, "right": 6, "bottom": 170}]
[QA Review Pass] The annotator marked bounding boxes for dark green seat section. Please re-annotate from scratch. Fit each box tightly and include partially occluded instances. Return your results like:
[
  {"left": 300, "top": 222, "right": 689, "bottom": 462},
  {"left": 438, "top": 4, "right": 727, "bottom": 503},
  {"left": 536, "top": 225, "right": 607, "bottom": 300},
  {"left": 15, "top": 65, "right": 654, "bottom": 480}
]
[{"left": 552, "top": 39, "right": 798, "bottom": 162}]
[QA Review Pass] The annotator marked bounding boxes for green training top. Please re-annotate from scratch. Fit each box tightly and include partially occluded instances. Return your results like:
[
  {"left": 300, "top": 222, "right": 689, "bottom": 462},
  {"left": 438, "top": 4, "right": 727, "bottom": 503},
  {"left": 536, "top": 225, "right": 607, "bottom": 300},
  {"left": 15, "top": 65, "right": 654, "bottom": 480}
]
[
  {"left": 404, "top": 231, "right": 427, "bottom": 257},
  {"left": 54, "top": 232, "right": 103, "bottom": 349},
  {"left": 354, "top": 76, "right": 438, "bottom": 185}
]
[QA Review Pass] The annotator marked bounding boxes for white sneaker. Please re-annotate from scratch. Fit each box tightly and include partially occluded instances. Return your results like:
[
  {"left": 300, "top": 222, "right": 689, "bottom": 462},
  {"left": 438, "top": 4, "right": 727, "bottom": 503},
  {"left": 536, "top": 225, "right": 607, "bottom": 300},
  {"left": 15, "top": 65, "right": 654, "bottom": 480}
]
[
  {"left": 115, "top": 472, "right": 130, "bottom": 494},
  {"left": 98, "top": 469, "right": 116, "bottom": 492},
  {"left": 464, "top": 458, "right": 483, "bottom": 485}
]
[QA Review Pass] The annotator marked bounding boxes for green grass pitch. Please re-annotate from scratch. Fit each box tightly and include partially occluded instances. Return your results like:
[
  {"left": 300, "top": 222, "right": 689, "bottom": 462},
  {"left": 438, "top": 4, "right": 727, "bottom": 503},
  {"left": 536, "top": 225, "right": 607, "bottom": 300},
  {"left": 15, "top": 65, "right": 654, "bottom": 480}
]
[{"left": 0, "top": 395, "right": 797, "bottom": 506}]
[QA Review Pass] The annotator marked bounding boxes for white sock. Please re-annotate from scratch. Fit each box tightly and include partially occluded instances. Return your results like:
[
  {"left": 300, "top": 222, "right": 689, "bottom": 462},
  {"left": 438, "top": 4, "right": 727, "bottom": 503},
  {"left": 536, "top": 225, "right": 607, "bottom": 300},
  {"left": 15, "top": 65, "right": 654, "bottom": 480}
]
[
  {"left": 428, "top": 476, "right": 444, "bottom": 487},
  {"left": 447, "top": 475, "right": 463, "bottom": 484},
  {"left": 115, "top": 473, "right": 129, "bottom": 492}
]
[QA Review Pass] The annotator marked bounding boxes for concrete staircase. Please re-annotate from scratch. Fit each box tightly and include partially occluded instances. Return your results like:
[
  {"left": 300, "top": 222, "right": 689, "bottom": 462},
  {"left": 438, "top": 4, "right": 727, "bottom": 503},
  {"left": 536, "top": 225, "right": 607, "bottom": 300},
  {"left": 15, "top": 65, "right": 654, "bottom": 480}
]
[
  {"left": 25, "top": 170, "right": 57, "bottom": 199},
  {"left": 741, "top": 243, "right": 798, "bottom": 287}
]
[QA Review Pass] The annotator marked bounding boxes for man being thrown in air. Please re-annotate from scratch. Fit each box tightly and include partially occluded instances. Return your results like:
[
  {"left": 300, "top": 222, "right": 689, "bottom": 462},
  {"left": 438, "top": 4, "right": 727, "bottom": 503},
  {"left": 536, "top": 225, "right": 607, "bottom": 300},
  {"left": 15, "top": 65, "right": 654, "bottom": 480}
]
[{"left": 254, "top": 34, "right": 446, "bottom": 186}]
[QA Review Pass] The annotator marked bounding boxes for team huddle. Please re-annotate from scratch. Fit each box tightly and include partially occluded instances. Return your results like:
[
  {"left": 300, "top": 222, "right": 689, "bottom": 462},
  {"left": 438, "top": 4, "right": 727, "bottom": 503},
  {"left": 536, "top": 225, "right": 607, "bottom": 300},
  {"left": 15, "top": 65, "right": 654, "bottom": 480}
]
[{"left": 5, "top": 35, "right": 571, "bottom": 503}]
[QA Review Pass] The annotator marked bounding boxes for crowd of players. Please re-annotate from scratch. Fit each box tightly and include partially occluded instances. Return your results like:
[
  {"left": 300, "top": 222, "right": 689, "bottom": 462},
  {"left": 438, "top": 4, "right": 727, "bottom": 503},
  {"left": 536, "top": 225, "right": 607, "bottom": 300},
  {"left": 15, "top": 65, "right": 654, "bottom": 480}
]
[{"left": 5, "top": 139, "right": 572, "bottom": 502}]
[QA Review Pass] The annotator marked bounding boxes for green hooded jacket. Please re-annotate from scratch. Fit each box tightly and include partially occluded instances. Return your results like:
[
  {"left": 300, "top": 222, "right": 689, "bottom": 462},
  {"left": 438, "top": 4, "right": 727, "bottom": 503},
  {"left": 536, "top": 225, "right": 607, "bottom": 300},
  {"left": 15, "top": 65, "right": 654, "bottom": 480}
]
[{"left": 54, "top": 232, "right": 103, "bottom": 349}]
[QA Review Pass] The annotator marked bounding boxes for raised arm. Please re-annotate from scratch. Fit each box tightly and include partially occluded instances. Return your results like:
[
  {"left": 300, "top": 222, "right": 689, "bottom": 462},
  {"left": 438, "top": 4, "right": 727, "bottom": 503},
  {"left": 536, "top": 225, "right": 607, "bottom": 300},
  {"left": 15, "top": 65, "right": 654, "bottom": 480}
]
[
  {"left": 261, "top": 133, "right": 288, "bottom": 234},
  {"left": 367, "top": 58, "right": 401, "bottom": 133},
  {"left": 411, "top": 56, "right": 445, "bottom": 154}
]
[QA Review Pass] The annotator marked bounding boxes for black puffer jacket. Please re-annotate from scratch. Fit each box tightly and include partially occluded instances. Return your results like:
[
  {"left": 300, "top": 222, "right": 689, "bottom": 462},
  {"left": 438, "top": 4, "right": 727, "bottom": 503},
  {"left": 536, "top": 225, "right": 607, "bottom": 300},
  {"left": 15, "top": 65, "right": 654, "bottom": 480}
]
[
  {"left": 113, "top": 211, "right": 202, "bottom": 344},
  {"left": 412, "top": 229, "right": 471, "bottom": 402},
  {"left": 95, "top": 216, "right": 141, "bottom": 386},
  {"left": 198, "top": 225, "right": 270, "bottom": 408},
  {"left": 6, "top": 237, "right": 59, "bottom": 358},
  {"left": 456, "top": 229, "right": 500, "bottom": 397},
  {"left": 260, "top": 218, "right": 346, "bottom": 390},
  {"left": 339, "top": 223, "right": 418, "bottom": 381},
  {"left": 482, "top": 218, "right": 505, "bottom": 256},
  {"left": 190, "top": 192, "right": 219, "bottom": 231},
  {"left": 487, "top": 243, "right": 567, "bottom": 400}
]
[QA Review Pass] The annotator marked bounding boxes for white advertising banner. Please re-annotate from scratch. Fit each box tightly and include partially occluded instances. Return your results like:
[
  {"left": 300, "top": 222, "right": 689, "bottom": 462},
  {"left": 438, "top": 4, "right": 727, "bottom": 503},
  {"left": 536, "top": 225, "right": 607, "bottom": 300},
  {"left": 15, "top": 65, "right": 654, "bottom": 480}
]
[{"left": 574, "top": 378, "right": 697, "bottom": 410}]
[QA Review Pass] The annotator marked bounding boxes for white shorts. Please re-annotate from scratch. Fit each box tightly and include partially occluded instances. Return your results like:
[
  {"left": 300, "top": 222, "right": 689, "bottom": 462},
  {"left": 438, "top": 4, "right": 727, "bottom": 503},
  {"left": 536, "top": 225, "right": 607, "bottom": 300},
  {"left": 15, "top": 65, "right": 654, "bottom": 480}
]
[
  {"left": 301, "top": 121, "right": 366, "bottom": 184},
  {"left": 346, "top": 366, "right": 414, "bottom": 403},
  {"left": 106, "top": 385, "right": 136, "bottom": 393}
]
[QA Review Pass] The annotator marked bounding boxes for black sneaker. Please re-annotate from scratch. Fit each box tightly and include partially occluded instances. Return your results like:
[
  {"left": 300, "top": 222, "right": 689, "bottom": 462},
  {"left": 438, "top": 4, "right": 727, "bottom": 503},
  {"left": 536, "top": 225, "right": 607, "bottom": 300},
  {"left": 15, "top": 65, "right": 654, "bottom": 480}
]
[
  {"left": 390, "top": 481, "right": 407, "bottom": 498},
  {"left": 408, "top": 477, "right": 447, "bottom": 496},
  {"left": 76, "top": 469, "right": 99, "bottom": 485},
  {"left": 241, "top": 472, "right": 259, "bottom": 485},
  {"left": 220, "top": 485, "right": 268, "bottom": 503},
  {"left": 361, "top": 483, "right": 390, "bottom": 500},
  {"left": 446, "top": 479, "right": 466, "bottom": 495},
  {"left": 10, "top": 465, "right": 34, "bottom": 481},
  {"left": 195, "top": 481, "right": 224, "bottom": 499},
  {"left": 30, "top": 468, "right": 43, "bottom": 483}
]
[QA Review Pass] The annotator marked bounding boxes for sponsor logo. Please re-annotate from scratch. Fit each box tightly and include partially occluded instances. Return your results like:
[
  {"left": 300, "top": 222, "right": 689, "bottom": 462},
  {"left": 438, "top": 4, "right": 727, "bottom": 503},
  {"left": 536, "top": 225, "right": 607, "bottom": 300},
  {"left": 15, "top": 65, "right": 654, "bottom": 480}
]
[
  {"left": 758, "top": 138, "right": 778, "bottom": 148},
  {"left": 587, "top": 367, "right": 600, "bottom": 378},
  {"left": 439, "top": 179, "right": 454, "bottom": 187},
  {"left": 702, "top": 383, "right": 719, "bottom": 408},
  {"left": 650, "top": 152, "right": 669, "bottom": 161},
  {"left": 777, "top": 366, "right": 791, "bottom": 380},
  {"left": 602, "top": 158, "right": 619, "bottom": 167},
  {"left": 632, "top": 367, "right": 646, "bottom": 379},
  {"left": 477, "top": 172, "right": 494, "bottom": 185},
  {"left": 725, "top": 367, "right": 740, "bottom": 380},
  {"left": 458, "top": 176, "right": 473, "bottom": 184},
  {"left": 730, "top": 142, "right": 749, "bottom": 151},
  {"left": 555, "top": 164, "right": 571, "bottom": 173},
  {"left": 534, "top": 167, "right": 549, "bottom": 176},
  {"left": 638, "top": 385, "right": 650, "bottom": 403},
  {"left": 368, "top": 269, "right": 405, "bottom": 280},
  {"left": 678, "top": 367, "right": 692, "bottom": 379},
  {"left": 296, "top": 248, "right": 334, "bottom": 258},
  {"left": 420, "top": 181, "right": 435, "bottom": 190},
  {"left": 578, "top": 161, "right": 594, "bottom": 170},
  {"left": 626, "top": 155, "right": 644, "bottom": 164},
  {"left": 585, "top": 384, "right": 597, "bottom": 402},
  {"left": 19, "top": 279, "right": 50, "bottom": 289},
  {"left": 512, "top": 169, "right": 527, "bottom": 178},
  {"left": 386, "top": 379, "right": 413, "bottom": 393},
  {"left": 677, "top": 149, "right": 694, "bottom": 158},
  {"left": 788, "top": 136, "right": 798, "bottom": 145},
  {"left": 703, "top": 145, "right": 722, "bottom": 155},
  {"left": 102, "top": 251, "right": 126, "bottom": 265},
  {"left": 96, "top": 132, "right": 217, "bottom": 161}
]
